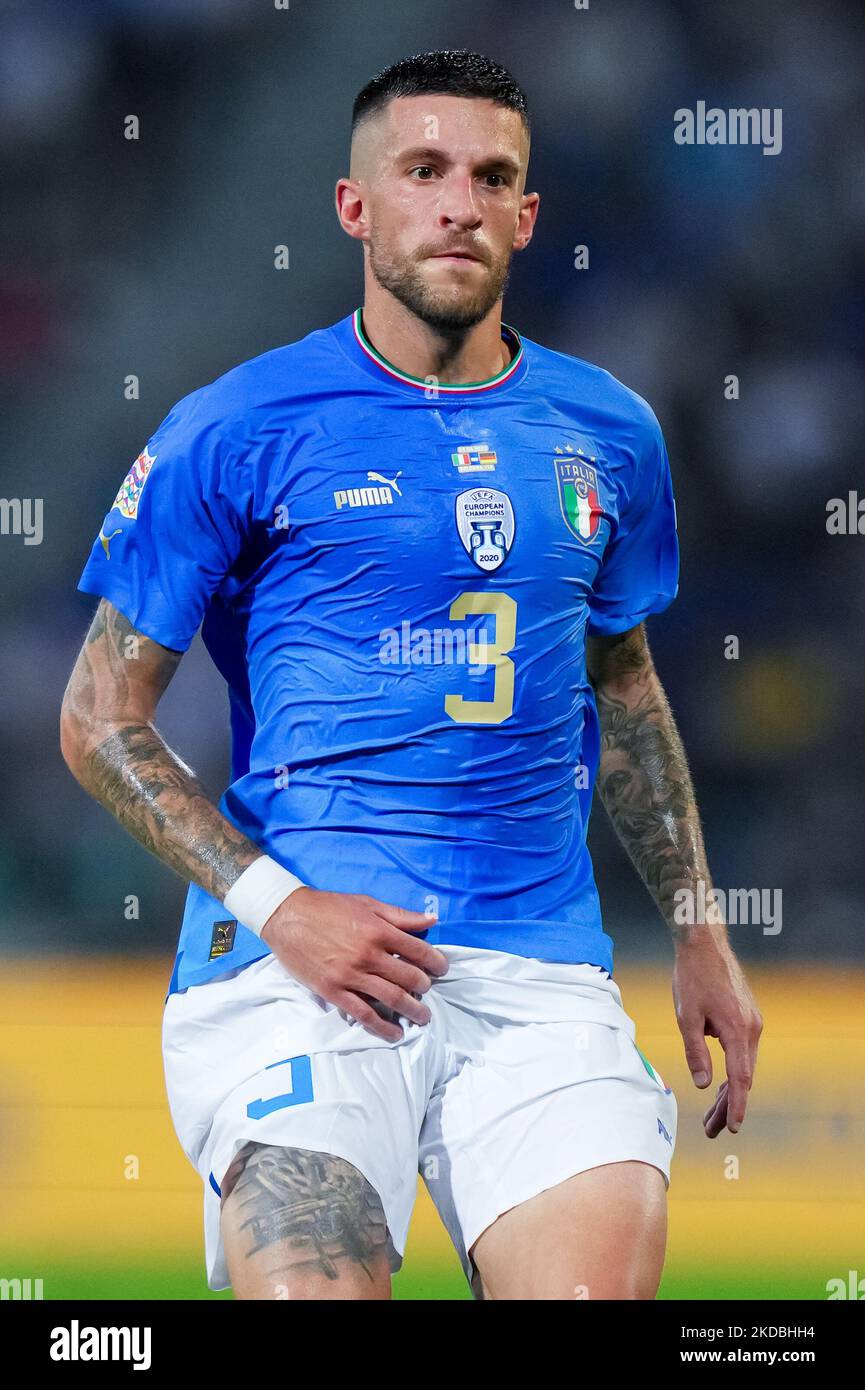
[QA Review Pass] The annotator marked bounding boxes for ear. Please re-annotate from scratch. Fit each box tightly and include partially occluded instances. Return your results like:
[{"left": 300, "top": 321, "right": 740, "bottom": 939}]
[
  {"left": 335, "top": 177, "right": 369, "bottom": 242},
  {"left": 513, "top": 190, "right": 540, "bottom": 253}
]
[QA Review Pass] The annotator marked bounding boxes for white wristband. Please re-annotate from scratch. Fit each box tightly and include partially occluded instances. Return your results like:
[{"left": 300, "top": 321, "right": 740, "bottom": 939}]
[{"left": 223, "top": 855, "right": 306, "bottom": 938}]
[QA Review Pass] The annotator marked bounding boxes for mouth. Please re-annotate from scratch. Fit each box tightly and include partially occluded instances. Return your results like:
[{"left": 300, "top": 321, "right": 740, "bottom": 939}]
[{"left": 429, "top": 251, "right": 483, "bottom": 263}]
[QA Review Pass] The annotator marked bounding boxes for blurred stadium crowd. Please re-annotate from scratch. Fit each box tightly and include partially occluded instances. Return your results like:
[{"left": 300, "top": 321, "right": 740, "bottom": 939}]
[{"left": 1, "top": 0, "right": 863, "bottom": 962}]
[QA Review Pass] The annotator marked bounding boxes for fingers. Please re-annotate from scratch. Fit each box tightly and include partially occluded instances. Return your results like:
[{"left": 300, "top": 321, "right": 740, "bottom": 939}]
[
  {"left": 678, "top": 1008, "right": 753, "bottom": 1137},
  {"left": 332, "top": 970, "right": 431, "bottom": 1038},
  {"left": 369, "top": 897, "right": 436, "bottom": 930},
  {"left": 718, "top": 1033, "right": 754, "bottom": 1133},
  {"left": 702, "top": 1080, "right": 729, "bottom": 1138},
  {"left": 378, "top": 921, "right": 449, "bottom": 977},
  {"left": 332, "top": 990, "right": 404, "bottom": 1043},
  {"left": 377, "top": 953, "right": 436, "bottom": 999},
  {"left": 352, "top": 894, "right": 447, "bottom": 963},
  {"left": 267, "top": 890, "right": 453, "bottom": 1040},
  {"left": 355, "top": 974, "right": 432, "bottom": 1028},
  {"left": 701, "top": 1021, "right": 758, "bottom": 1137},
  {"left": 340, "top": 919, "right": 443, "bottom": 1024},
  {"left": 678, "top": 1014, "right": 713, "bottom": 1089}
]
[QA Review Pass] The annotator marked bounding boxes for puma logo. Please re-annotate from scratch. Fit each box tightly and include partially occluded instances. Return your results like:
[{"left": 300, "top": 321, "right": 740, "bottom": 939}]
[
  {"left": 367, "top": 470, "right": 402, "bottom": 496},
  {"left": 99, "top": 527, "right": 122, "bottom": 558}
]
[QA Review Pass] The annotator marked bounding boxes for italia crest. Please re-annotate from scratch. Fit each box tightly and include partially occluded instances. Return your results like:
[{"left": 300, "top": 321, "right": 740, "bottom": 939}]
[
  {"left": 112, "top": 447, "right": 156, "bottom": 519},
  {"left": 554, "top": 450, "right": 603, "bottom": 544}
]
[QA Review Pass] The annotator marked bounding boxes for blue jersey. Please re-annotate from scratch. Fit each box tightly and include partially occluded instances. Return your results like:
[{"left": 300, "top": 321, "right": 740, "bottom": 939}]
[{"left": 77, "top": 308, "right": 679, "bottom": 991}]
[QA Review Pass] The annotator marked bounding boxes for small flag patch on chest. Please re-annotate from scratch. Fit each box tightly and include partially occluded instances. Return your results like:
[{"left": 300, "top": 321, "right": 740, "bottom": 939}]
[{"left": 452, "top": 444, "right": 497, "bottom": 473}]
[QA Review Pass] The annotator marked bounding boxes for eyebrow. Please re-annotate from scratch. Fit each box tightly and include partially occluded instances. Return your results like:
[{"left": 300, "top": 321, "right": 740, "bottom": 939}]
[{"left": 396, "top": 144, "right": 521, "bottom": 177}]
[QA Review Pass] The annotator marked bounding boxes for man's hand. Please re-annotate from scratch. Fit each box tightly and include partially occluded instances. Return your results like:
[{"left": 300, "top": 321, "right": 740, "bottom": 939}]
[
  {"left": 261, "top": 888, "right": 449, "bottom": 1042},
  {"left": 672, "top": 925, "right": 763, "bottom": 1137}
]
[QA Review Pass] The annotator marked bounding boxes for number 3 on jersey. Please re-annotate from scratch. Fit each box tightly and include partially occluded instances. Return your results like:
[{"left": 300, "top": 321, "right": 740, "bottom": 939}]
[{"left": 444, "top": 591, "right": 517, "bottom": 725}]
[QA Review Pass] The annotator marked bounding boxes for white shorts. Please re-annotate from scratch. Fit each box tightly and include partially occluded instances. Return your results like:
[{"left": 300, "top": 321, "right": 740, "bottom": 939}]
[{"left": 162, "top": 945, "right": 678, "bottom": 1291}]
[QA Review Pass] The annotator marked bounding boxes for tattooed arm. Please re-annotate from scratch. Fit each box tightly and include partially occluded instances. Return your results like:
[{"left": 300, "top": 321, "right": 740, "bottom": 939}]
[
  {"left": 587, "top": 621, "right": 710, "bottom": 932},
  {"left": 60, "top": 598, "right": 445, "bottom": 1037},
  {"left": 59, "top": 598, "right": 263, "bottom": 899},
  {"left": 586, "top": 622, "right": 762, "bottom": 1137}
]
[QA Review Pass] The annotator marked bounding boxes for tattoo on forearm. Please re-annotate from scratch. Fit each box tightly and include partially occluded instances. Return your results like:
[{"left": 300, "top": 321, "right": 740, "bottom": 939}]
[
  {"left": 222, "top": 1143, "right": 393, "bottom": 1282},
  {"left": 591, "top": 627, "right": 710, "bottom": 939},
  {"left": 85, "top": 723, "right": 258, "bottom": 899},
  {"left": 67, "top": 599, "right": 260, "bottom": 899}
]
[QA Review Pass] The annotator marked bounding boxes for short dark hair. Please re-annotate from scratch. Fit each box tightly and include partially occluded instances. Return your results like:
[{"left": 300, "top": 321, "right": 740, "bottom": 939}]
[{"left": 352, "top": 50, "right": 530, "bottom": 137}]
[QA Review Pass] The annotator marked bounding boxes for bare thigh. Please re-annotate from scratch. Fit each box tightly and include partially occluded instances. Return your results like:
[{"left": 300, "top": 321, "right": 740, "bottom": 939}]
[
  {"left": 220, "top": 1142, "right": 395, "bottom": 1300},
  {"left": 471, "top": 1160, "right": 668, "bottom": 1300}
]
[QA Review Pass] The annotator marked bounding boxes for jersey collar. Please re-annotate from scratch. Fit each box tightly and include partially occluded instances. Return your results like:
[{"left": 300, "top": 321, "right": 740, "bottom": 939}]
[{"left": 348, "top": 307, "right": 528, "bottom": 395}]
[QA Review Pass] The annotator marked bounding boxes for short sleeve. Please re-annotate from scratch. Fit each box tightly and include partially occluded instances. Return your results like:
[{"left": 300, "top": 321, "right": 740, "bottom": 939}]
[
  {"left": 76, "top": 388, "right": 250, "bottom": 651},
  {"left": 587, "top": 412, "right": 679, "bottom": 636}
]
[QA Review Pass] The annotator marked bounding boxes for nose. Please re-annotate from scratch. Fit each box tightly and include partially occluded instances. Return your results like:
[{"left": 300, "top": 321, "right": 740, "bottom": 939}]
[{"left": 436, "top": 171, "right": 482, "bottom": 231}]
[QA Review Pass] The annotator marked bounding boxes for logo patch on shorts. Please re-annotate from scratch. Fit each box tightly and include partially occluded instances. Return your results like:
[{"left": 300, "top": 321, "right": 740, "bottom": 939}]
[
  {"left": 657, "top": 1117, "right": 673, "bottom": 1146},
  {"left": 209, "top": 919, "right": 237, "bottom": 959},
  {"left": 634, "top": 1040, "right": 673, "bottom": 1094}
]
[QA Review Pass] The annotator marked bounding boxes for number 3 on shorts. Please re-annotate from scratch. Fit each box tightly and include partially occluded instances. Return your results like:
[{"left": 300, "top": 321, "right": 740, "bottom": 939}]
[{"left": 246, "top": 1054, "right": 314, "bottom": 1119}]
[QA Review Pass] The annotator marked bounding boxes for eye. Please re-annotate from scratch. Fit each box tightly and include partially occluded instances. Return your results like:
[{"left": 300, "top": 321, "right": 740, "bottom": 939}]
[
  {"left": 484, "top": 173, "right": 507, "bottom": 188},
  {"left": 410, "top": 166, "right": 436, "bottom": 180}
]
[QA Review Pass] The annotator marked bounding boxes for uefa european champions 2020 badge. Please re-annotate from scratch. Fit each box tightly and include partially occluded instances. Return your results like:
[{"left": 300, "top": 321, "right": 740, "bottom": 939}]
[{"left": 455, "top": 488, "right": 516, "bottom": 572}]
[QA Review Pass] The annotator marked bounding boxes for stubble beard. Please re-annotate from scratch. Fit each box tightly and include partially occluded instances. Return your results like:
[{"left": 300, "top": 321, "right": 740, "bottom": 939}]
[{"left": 368, "top": 235, "right": 512, "bottom": 334}]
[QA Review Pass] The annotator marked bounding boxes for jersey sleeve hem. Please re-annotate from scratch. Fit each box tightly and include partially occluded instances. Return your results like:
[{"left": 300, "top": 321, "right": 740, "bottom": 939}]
[
  {"left": 586, "top": 587, "right": 678, "bottom": 636},
  {"left": 76, "top": 577, "right": 196, "bottom": 653}
]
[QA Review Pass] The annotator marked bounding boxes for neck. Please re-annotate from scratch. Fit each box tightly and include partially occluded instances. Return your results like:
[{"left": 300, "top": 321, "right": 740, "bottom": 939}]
[{"left": 360, "top": 287, "right": 510, "bottom": 384}]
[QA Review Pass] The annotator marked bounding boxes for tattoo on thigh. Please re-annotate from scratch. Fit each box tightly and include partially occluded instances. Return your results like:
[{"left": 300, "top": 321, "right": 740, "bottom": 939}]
[{"left": 224, "top": 1143, "right": 393, "bottom": 1281}]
